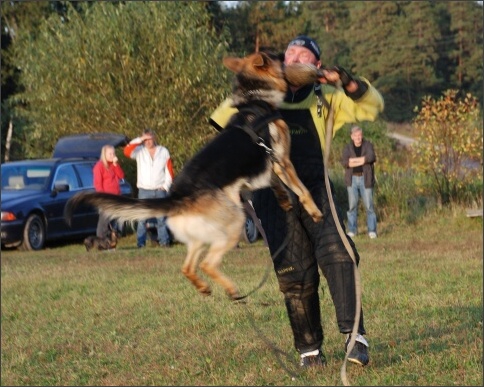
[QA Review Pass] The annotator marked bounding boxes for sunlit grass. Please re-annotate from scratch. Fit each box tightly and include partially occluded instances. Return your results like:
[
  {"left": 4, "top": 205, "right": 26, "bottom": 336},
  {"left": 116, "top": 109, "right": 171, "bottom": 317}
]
[{"left": 1, "top": 209, "right": 482, "bottom": 386}]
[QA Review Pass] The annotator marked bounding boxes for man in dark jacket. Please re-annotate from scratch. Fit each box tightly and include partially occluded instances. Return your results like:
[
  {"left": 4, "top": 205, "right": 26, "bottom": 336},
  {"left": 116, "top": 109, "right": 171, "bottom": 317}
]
[{"left": 341, "top": 126, "right": 377, "bottom": 239}]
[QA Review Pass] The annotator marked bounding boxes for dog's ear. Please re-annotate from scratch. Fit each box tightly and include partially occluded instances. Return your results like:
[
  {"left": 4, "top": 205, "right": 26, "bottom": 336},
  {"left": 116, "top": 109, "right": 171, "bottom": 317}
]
[
  {"left": 253, "top": 53, "right": 265, "bottom": 67},
  {"left": 258, "top": 48, "right": 283, "bottom": 63},
  {"left": 223, "top": 57, "right": 244, "bottom": 73}
]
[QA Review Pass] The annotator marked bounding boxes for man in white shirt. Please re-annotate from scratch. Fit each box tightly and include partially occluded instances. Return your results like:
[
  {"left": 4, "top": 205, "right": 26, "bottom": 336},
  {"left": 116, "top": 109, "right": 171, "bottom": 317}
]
[{"left": 124, "top": 129, "right": 174, "bottom": 248}]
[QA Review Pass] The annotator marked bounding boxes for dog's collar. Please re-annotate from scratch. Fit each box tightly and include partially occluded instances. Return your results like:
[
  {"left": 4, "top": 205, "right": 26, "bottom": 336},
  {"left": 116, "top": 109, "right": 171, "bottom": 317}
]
[
  {"left": 232, "top": 101, "right": 282, "bottom": 161},
  {"left": 236, "top": 100, "right": 282, "bottom": 136}
]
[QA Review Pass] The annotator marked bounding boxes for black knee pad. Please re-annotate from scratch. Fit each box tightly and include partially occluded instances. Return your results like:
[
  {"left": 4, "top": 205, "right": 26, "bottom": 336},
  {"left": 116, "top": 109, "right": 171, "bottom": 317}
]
[
  {"left": 253, "top": 188, "right": 317, "bottom": 283},
  {"left": 283, "top": 283, "right": 323, "bottom": 353},
  {"left": 321, "top": 262, "right": 366, "bottom": 335},
  {"left": 313, "top": 229, "right": 360, "bottom": 266}
]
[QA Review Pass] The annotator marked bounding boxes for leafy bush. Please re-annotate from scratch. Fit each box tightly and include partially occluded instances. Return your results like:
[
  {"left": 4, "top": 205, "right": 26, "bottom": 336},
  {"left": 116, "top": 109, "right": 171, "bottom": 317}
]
[
  {"left": 11, "top": 2, "right": 231, "bottom": 171},
  {"left": 411, "top": 90, "right": 483, "bottom": 206}
]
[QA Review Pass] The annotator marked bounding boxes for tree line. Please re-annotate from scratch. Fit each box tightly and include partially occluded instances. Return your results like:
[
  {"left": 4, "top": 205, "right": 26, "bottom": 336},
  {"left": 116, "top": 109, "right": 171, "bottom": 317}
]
[{"left": 1, "top": 0, "right": 482, "bottom": 169}]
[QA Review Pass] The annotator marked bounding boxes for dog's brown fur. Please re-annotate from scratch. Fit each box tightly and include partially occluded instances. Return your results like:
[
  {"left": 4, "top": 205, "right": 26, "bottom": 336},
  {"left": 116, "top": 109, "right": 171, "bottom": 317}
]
[
  {"left": 84, "top": 227, "right": 117, "bottom": 251},
  {"left": 66, "top": 52, "right": 322, "bottom": 299}
]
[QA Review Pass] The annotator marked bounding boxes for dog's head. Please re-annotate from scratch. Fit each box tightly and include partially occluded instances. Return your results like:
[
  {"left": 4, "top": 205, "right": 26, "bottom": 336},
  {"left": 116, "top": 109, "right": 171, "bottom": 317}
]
[
  {"left": 223, "top": 51, "right": 322, "bottom": 107},
  {"left": 223, "top": 51, "right": 287, "bottom": 107}
]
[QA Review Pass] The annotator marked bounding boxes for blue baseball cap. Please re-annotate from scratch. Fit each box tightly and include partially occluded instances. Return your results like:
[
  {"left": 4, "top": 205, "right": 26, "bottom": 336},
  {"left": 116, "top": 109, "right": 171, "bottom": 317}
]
[{"left": 286, "top": 35, "right": 321, "bottom": 59}]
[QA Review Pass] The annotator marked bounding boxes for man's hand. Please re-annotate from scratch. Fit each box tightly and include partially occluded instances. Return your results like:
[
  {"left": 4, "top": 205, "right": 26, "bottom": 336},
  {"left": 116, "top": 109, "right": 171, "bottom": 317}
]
[
  {"left": 349, "top": 156, "right": 365, "bottom": 167},
  {"left": 317, "top": 66, "right": 358, "bottom": 93}
]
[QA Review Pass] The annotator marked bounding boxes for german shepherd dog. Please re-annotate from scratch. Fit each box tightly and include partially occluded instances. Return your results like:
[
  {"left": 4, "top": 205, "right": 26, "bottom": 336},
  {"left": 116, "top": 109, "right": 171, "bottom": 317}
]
[
  {"left": 65, "top": 52, "right": 323, "bottom": 300},
  {"left": 84, "top": 225, "right": 118, "bottom": 251}
]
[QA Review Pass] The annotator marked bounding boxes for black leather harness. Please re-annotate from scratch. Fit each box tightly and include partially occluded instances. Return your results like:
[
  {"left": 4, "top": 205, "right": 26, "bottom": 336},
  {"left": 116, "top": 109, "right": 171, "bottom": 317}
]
[{"left": 230, "top": 100, "right": 283, "bottom": 162}]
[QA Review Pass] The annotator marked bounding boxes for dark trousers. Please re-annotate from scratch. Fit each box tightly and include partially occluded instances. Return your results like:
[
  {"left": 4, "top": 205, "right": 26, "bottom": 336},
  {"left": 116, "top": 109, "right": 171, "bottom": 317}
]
[{"left": 252, "top": 180, "right": 365, "bottom": 354}]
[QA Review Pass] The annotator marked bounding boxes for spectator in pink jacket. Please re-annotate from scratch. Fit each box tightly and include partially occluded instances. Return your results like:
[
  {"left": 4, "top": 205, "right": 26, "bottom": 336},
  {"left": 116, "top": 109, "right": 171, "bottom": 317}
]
[{"left": 93, "top": 144, "right": 125, "bottom": 238}]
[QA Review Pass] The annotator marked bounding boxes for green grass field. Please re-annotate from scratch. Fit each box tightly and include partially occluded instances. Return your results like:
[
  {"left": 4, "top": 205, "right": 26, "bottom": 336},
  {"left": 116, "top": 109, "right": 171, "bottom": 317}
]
[{"left": 1, "top": 210, "right": 482, "bottom": 386}]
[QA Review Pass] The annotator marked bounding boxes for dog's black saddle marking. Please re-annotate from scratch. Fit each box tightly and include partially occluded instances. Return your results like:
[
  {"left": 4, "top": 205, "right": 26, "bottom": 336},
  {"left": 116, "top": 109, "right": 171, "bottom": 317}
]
[
  {"left": 168, "top": 100, "right": 283, "bottom": 197},
  {"left": 230, "top": 100, "right": 282, "bottom": 160}
]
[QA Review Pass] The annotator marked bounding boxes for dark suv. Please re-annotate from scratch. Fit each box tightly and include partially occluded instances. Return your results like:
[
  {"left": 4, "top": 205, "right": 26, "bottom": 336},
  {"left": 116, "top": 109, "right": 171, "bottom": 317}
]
[{"left": 1, "top": 133, "right": 133, "bottom": 250}]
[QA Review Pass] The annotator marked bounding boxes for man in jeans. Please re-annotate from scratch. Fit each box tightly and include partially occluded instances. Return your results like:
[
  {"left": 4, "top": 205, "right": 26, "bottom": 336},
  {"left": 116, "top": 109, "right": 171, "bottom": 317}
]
[
  {"left": 124, "top": 129, "right": 174, "bottom": 248},
  {"left": 341, "top": 125, "right": 377, "bottom": 239}
]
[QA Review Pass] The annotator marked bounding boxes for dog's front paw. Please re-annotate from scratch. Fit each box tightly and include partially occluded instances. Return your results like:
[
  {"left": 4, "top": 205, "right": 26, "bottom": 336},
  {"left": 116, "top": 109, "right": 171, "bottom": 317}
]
[
  {"left": 300, "top": 196, "right": 323, "bottom": 222},
  {"left": 279, "top": 200, "right": 293, "bottom": 212},
  {"left": 228, "top": 289, "right": 242, "bottom": 301},
  {"left": 198, "top": 287, "right": 212, "bottom": 297},
  {"left": 311, "top": 210, "right": 323, "bottom": 223}
]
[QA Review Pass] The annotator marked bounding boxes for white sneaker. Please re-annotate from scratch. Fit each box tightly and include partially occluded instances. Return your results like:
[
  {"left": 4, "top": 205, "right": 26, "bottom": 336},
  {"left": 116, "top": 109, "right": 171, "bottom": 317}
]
[
  {"left": 347, "top": 232, "right": 356, "bottom": 238},
  {"left": 368, "top": 232, "right": 377, "bottom": 239}
]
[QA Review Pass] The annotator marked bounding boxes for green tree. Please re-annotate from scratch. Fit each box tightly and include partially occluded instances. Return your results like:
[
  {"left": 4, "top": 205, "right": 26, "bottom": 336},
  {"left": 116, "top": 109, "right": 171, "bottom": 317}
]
[
  {"left": 447, "top": 1, "right": 483, "bottom": 104},
  {"left": 299, "top": 1, "right": 351, "bottom": 67},
  {"left": 222, "top": 1, "right": 305, "bottom": 55},
  {"left": 9, "top": 1, "right": 231, "bottom": 171},
  {"left": 411, "top": 90, "right": 483, "bottom": 206},
  {"left": 343, "top": 1, "right": 443, "bottom": 122},
  {"left": 1, "top": 0, "right": 58, "bottom": 161}
]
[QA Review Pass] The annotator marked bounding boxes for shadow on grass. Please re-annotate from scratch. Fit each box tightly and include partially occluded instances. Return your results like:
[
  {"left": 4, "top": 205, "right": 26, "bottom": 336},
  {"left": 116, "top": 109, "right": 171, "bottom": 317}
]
[{"left": 372, "top": 305, "right": 482, "bottom": 367}]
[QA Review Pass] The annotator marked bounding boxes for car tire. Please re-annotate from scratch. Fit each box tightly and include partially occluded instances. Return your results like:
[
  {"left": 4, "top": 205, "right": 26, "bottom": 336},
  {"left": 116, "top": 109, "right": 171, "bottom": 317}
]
[
  {"left": 20, "top": 214, "right": 46, "bottom": 251},
  {"left": 242, "top": 214, "right": 259, "bottom": 244}
]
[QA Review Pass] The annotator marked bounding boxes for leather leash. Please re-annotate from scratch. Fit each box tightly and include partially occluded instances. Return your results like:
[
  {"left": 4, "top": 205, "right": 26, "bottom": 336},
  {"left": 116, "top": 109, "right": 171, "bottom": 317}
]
[{"left": 320, "top": 93, "right": 361, "bottom": 387}]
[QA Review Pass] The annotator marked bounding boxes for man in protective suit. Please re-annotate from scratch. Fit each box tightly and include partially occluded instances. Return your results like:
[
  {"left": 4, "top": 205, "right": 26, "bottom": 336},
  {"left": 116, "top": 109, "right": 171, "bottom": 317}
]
[{"left": 209, "top": 35, "right": 384, "bottom": 367}]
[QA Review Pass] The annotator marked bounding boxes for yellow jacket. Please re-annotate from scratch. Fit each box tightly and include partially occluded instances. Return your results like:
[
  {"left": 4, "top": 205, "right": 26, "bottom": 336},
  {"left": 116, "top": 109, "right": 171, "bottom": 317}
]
[{"left": 210, "top": 79, "right": 384, "bottom": 155}]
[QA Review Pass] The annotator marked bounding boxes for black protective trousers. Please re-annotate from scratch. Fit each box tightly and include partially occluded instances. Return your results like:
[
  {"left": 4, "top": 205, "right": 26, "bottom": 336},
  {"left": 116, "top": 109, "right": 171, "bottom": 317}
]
[{"left": 252, "top": 174, "right": 366, "bottom": 354}]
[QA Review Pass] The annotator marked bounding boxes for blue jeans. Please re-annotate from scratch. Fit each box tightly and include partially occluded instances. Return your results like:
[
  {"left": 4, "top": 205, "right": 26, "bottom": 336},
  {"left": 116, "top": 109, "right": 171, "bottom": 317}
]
[
  {"left": 347, "top": 175, "right": 377, "bottom": 235},
  {"left": 136, "top": 188, "right": 171, "bottom": 246}
]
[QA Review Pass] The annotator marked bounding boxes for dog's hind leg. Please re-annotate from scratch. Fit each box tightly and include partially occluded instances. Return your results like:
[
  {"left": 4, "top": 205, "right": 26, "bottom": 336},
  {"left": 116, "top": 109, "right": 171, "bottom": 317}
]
[
  {"left": 199, "top": 237, "right": 241, "bottom": 300},
  {"left": 182, "top": 241, "right": 212, "bottom": 296}
]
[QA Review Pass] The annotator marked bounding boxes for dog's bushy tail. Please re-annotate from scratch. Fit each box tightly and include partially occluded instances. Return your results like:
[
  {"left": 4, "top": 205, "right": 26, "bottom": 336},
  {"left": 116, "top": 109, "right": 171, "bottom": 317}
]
[{"left": 65, "top": 191, "right": 178, "bottom": 227}]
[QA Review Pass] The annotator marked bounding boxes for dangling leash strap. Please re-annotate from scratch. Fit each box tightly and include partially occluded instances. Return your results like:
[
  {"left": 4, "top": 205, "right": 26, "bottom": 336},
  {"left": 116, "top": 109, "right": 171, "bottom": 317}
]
[
  {"left": 242, "top": 200, "right": 268, "bottom": 247},
  {"left": 239, "top": 200, "right": 298, "bottom": 378},
  {"left": 319, "top": 90, "right": 361, "bottom": 387},
  {"left": 235, "top": 199, "right": 290, "bottom": 301}
]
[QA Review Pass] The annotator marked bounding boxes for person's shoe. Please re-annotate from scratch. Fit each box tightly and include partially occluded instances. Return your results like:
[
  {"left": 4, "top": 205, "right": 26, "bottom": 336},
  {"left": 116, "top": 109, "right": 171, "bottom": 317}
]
[
  {"left": 137, "top": 244, "right": 145, "bottom": 249},
  {"left": 345, "top": 334, "right": 369, "bottom": 366},
  {"left": 158, "top": 243, "right": 172, "bottom": 248},
  {"left": 300, "top": 349, "right": 326, "bottom": 368},
  {"left": 368, "top": 232, "right": 377, "bottom": 239},
  {"left": 347, "top": 231, "right": 356, "bottom": 238}
]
